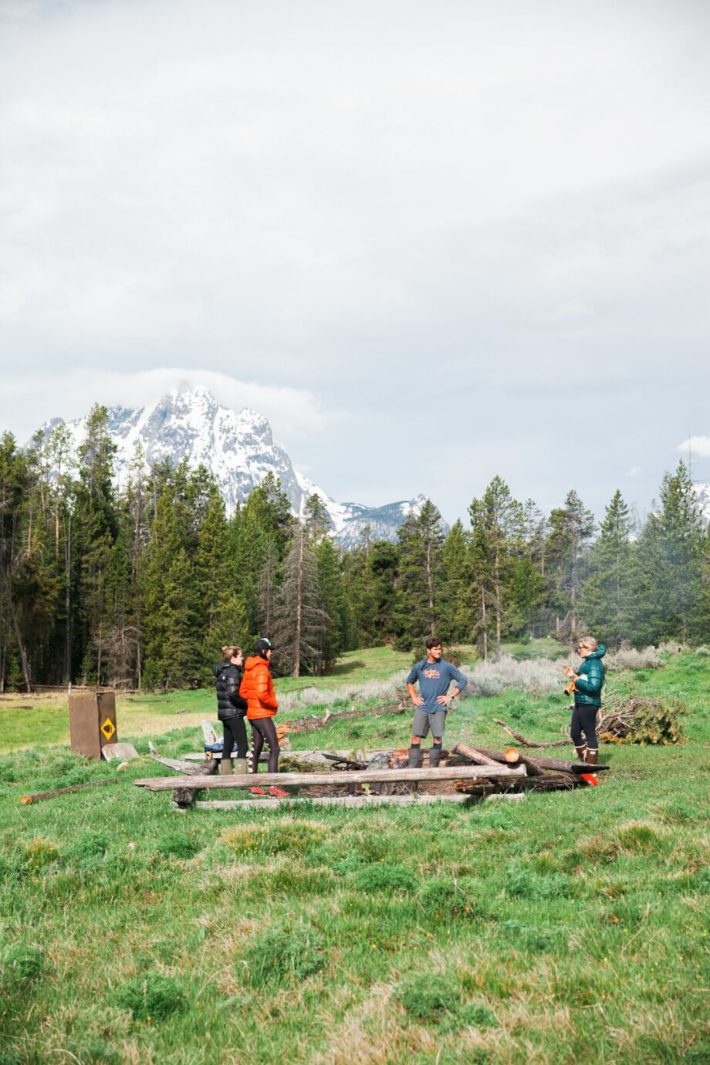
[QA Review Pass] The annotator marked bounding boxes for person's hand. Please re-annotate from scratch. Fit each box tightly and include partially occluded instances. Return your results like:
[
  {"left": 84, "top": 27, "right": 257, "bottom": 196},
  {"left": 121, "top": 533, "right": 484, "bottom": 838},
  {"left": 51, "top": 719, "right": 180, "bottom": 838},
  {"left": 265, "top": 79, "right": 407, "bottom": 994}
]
[
  {"left": 437, "top": 694, "right": 453, "bottom": 705},
  {"left": 563, "top": 667, "right": 577, "bottom": 679},
  {"left": 412, "top": 695, "right": 424, "bottom": 706}
]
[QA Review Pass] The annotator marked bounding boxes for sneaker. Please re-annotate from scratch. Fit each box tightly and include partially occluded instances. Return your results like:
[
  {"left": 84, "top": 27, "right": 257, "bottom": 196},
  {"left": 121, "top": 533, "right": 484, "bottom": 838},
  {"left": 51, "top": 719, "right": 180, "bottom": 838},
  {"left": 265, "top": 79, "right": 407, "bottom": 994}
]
[
  {"left": 249, "top": 786, "right": 267, "bottom": 796},
  {"left": 268, "top": 785, "right": 289, "bottom": 799}
]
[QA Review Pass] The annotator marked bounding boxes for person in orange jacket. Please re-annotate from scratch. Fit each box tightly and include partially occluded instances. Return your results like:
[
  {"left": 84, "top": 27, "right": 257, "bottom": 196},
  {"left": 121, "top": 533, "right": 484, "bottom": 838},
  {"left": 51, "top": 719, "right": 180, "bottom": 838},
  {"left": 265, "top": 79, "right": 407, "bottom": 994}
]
[{"left": 239, "top": 637, "right": 283, "bottom": 785}]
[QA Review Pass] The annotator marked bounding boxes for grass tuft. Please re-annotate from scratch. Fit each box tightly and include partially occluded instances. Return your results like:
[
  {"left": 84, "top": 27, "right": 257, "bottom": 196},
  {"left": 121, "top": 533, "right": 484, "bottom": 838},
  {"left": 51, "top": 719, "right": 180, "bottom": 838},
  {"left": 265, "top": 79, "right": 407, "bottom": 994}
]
[
  {"left": 244, "top": 920, "right": 325, "bottom": 987},
  {"left": 397, "top": 971, "right": 462, "bottom": 1021},
  {"left": 352, "top": 863, "right": 418, "bottom": 894},
  {"left": 114, "top": 972, "right": 187, "bottom": 1021}
]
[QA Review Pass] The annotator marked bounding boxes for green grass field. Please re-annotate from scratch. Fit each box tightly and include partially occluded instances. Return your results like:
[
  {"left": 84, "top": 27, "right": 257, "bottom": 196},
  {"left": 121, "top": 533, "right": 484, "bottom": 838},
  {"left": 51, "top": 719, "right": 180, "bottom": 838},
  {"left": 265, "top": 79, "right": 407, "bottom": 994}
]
[{"left": 0, "top": 646, "right": 708, "bottom": 1064}]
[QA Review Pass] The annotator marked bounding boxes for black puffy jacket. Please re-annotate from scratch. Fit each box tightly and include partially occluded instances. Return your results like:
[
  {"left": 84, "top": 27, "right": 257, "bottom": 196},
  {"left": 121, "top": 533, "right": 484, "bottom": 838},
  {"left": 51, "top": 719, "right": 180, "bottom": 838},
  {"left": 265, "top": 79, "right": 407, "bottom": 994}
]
[{"left": 214, "top": 662, "right": 247, "bottom": 721}]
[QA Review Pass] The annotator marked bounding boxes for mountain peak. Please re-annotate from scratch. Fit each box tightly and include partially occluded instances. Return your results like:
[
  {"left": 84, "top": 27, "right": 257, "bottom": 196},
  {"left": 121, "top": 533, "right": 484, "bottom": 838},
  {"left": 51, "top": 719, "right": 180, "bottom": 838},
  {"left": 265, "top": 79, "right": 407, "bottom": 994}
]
[{"left": 35, "top": 386, "right": 426, "bottom": 545}]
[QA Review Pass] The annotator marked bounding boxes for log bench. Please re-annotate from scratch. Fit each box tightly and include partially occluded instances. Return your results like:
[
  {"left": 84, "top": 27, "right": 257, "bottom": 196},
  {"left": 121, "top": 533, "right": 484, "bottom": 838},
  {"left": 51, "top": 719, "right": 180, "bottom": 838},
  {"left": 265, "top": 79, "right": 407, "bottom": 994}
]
[{"left": 134, "top": 764, "right": 527, "bottom": 810}]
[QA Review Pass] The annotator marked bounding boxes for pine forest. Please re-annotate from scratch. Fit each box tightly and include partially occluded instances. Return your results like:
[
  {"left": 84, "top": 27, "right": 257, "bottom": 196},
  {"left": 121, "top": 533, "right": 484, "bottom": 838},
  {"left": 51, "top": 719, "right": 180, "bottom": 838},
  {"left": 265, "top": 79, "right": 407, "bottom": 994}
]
[{"left": 2, "top": 406, "right": 709, "bottom": 691}]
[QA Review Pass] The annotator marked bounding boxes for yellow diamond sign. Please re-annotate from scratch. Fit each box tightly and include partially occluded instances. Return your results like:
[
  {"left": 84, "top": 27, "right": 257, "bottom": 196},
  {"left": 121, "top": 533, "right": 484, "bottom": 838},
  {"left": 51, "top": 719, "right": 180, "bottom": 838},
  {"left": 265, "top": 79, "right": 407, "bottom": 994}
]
[{"left": 100, "top": 718, "right": 116, "bottom": 741}]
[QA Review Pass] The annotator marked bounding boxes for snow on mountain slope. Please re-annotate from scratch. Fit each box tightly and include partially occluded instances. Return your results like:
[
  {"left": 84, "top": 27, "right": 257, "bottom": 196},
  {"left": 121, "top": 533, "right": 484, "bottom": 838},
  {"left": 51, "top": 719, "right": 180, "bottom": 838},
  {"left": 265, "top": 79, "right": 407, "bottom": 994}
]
[{"left": 37, "top": 386, "right": 425, "bottom": 545}]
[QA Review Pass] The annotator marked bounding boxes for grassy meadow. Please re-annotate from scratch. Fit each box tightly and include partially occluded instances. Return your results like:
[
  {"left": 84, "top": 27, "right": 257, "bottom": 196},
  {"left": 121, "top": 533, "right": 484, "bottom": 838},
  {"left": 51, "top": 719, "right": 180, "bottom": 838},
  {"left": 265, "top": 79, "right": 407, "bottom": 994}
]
[{"left": 0, "top": 644, "right": 708, "bottom": 1064}]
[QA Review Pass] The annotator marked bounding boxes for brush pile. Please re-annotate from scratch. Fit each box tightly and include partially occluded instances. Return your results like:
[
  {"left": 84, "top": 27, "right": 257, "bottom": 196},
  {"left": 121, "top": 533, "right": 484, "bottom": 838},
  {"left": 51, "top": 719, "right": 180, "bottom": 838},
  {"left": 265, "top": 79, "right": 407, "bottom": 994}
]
[{"left": 598, "top": 696, "right": 686, "bottom": 745}]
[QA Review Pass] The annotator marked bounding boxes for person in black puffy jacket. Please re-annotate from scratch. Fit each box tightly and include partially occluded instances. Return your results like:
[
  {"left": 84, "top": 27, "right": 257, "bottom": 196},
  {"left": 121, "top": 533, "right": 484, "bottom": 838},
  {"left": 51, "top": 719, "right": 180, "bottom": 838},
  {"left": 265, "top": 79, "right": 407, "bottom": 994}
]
[{"left": 214, "top": 645, "right": 248, "bottom": 775}]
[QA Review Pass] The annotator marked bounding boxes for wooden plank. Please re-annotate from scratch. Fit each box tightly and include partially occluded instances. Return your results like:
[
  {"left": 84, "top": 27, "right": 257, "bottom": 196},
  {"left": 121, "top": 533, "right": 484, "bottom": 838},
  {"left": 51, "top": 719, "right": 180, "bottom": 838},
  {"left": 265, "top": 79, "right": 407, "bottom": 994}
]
[
  {"left": 192, "top": 793, "right": 477, "bottom": 810},
  {"left": 134, "top": 764, "right": 526, "bottom": 792}
]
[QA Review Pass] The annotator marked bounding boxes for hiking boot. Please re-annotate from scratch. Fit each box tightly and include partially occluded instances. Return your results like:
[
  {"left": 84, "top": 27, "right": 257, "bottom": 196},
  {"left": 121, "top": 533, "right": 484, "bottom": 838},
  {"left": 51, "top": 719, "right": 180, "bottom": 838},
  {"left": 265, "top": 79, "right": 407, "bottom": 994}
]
[
  {"left": 429, "top": 748, "right": 443, "bottom": 768},
  {"left": 407, "top": 747, "right": 423, "bottom": 769},
  {"left": 219, "top": 758, "right": 233, "bottom": 775}
]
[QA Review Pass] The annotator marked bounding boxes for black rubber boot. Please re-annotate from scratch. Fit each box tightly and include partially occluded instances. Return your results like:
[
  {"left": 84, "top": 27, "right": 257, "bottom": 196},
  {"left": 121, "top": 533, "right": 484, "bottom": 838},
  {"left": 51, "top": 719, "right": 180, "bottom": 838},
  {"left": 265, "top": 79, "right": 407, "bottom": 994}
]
[
  {"left": 407, "top": 746, "right": 423, "bottom": 768},
  {"left": 429, "top": 747, "right": 442, "bottom": 768}
]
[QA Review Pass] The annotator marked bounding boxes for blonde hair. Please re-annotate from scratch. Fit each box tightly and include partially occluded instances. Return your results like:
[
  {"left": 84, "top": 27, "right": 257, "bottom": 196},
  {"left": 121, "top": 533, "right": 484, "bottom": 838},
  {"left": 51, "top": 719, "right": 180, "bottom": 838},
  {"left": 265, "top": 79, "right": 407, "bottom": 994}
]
[
  {"left": 577, "top": 636, "right": 598, "bottom": 652},
  {"left": 222, "top": 645, "right": 242, "bottom": 660}
]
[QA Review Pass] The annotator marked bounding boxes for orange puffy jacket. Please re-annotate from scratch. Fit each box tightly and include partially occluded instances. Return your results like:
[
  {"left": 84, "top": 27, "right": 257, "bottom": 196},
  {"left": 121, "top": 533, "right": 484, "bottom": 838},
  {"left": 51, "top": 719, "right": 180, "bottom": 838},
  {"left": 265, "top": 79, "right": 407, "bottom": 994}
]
[{"left": 239, "top": 655, "right": 278, "bottom": 720}]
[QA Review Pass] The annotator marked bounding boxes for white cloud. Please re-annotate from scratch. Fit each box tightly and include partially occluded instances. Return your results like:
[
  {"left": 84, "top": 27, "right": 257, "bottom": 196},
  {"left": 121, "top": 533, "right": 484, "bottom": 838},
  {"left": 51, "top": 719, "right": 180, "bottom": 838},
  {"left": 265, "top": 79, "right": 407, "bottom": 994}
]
[
  {"left": 627, "top": 466, "right": 642, "bottom": 478},
  {"left": 1, "top": 368, "right": 328, "bottom": 445},
  {"left": 677, "top": 436, "right": 710, "bottom": 459}
]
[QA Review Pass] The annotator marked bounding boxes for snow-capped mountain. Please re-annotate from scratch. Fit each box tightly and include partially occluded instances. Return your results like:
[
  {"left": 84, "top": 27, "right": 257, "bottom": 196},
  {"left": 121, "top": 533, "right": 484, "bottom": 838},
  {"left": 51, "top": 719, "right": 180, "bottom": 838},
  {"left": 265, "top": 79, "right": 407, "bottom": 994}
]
[
  {"left": 692, "top": 482, "right": 710, "bottom": 526},
  {"left": 37, "top": 386, "right": 425, "bottom": 546}
]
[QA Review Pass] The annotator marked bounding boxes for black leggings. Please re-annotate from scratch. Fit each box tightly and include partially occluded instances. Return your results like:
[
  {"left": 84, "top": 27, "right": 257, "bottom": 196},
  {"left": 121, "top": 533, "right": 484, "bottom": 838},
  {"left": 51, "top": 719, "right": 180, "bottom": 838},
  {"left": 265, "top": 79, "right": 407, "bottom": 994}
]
[
  {"left": 250, "top": 718, "right": 280, "bottom": 773},
  {"left": 570, "top": 703, "right": 599, "bottom": 751},
  {"left": 222, "top": 716, "right": 248, "bottom": 760}
]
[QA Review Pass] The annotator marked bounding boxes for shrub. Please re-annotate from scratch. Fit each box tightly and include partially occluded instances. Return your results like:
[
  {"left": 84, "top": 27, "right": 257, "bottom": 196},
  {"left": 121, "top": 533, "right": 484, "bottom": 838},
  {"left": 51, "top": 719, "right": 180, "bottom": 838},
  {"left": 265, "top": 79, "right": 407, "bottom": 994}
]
[
  {"left": 464, "top": 656, "right": 561, "bottom": 698},
  {"left": 114, "top": 973, "right": 187, "bottom": 1021},
  {"left": 606, "top": 646, "right": 663, "bottom": 671}
]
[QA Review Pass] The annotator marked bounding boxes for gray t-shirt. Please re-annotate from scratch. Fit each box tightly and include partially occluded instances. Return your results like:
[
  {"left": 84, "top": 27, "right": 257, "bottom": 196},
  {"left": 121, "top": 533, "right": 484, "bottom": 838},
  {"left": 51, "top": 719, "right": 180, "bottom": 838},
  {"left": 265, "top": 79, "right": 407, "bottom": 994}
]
[{"left": 406, "top": 658, "right": 467, "bottom": 714}]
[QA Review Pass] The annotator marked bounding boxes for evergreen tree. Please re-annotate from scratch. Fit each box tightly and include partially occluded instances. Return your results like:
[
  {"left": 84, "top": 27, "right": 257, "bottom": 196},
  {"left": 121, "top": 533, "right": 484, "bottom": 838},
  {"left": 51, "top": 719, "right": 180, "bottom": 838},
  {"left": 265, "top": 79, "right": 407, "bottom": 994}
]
[
  {"left": 437, "top": 520, "right": 474, "bottom": 644},
  {"left": 0, "top": 434, "right": 33, "bottom": 689},
  {"left": 271, "top": 522, "right": 329, "bottom": 676},
  {"left": 468, "top": 477, "right": 525, "bottom": 657},
  {"left": 545, "top": 490, "right": 595, "bottom": 639},
  {"left": 73, "top": 406, "right": 119, "bottom": 681},
  {"left": 393, "top": 500, "right": 445, "bottom": 650},
  {"left": 632, "top": 462, "right": 704, "bottom": 644},
  {"left": 194, "top": 484, "right": 248, "bottom": 676},
  {"left": 139, "top": 484, "right": 196, "bottom": 688},
  {"left": 579, "top": 490, "right": 635, "bottom": 645}
]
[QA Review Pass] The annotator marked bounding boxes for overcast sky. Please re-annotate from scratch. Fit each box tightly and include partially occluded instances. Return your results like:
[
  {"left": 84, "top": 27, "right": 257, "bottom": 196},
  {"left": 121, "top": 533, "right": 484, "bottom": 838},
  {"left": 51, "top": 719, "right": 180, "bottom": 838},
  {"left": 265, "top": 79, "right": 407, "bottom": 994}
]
[{"left": 1, "top": 0, "right": 709, "bottom": 527}]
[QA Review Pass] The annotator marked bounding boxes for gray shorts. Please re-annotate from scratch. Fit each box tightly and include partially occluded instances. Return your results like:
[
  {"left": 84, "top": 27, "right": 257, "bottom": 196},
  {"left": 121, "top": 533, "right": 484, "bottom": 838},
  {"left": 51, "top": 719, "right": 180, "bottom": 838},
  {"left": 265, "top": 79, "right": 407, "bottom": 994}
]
[{"left": 412, "top": 708, "right": 447, "bottom": 739}]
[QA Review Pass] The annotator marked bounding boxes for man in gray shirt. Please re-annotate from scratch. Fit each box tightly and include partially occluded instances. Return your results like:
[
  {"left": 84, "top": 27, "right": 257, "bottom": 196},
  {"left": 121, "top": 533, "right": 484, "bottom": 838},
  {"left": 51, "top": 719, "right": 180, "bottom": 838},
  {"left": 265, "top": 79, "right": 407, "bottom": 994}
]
[{"left": 406, "top": 637, "right": 467, "bottom": 768}]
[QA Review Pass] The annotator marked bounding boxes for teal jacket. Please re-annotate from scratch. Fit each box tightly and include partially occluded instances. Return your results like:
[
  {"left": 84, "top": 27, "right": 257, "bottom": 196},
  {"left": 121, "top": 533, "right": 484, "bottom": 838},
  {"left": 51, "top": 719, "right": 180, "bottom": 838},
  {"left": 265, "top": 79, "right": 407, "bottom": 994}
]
[{"left": 572, "top": 645, "right": 606, "bottom": 707}]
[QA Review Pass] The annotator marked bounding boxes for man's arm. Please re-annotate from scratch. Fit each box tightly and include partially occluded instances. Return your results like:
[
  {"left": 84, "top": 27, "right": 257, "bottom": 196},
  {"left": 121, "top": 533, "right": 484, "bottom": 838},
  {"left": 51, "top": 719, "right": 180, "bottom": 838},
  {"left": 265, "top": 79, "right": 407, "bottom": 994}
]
[
  {"left": 407, "top": 681, "right": 424, "bottom": 706},
  {"left": 436, "top": 664, "right": 467, "bottom": 705}
]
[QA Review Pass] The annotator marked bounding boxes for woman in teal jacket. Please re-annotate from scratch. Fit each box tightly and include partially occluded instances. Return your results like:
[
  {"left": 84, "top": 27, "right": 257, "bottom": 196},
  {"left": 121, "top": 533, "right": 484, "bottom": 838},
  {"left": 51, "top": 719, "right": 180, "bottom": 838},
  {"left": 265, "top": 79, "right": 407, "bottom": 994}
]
[{"left": 563, "top": 637, "right": 606, "bottom": 765}]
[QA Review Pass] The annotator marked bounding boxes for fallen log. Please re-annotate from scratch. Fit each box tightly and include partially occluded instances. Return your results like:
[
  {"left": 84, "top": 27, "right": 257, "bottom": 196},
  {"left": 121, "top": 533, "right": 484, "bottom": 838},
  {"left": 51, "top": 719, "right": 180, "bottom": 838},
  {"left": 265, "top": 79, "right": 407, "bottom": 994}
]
[
  {"left": 20, "top": 778, "right": 116, "bottom": 805},
  {"left": 135, "top": 764, "right": 526, "bottom": 793},
  {"left": 283, "top": 699, "right": 408, "bottom": 734},
  {"left": 477, "top": 746, "right": 608, "bottom": 775},
  {"left": 450, "top": 742, "right": 502, "bottom": 767},
  {"left": 148, "top": 741, "right": 218, "bottom": 776},
  {"left": 493, "top": 719, "right": 569, "bottom": 748}
]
